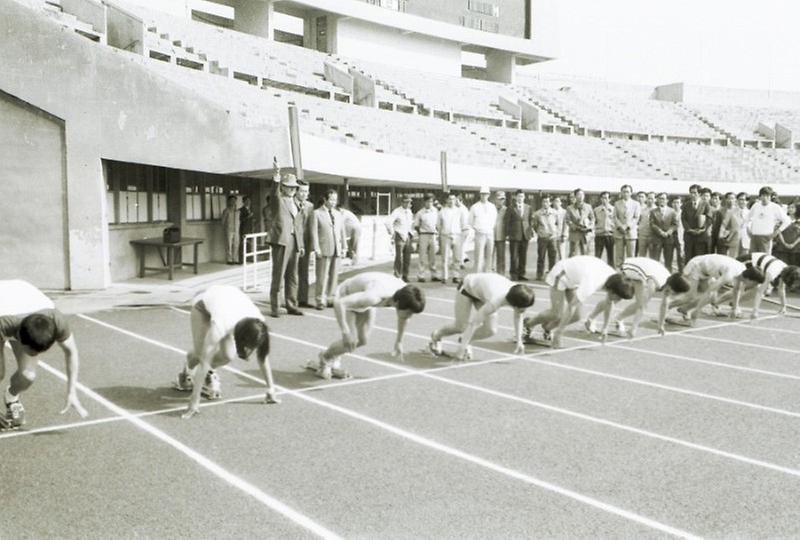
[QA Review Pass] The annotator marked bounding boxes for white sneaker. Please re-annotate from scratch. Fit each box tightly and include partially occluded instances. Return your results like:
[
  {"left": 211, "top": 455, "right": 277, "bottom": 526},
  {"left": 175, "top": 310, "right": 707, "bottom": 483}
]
[
  {"left": 428, "top": 332, "right": 443, "bottom": 356},
  {"left": 616, "top": 321, "right": 627, "bottom": 335},
  {"left": 584, "top": 319, "right": 598, "bottom": 334},
  {"left": 201, "top": 371, "right": 222, "bottom": 400}
]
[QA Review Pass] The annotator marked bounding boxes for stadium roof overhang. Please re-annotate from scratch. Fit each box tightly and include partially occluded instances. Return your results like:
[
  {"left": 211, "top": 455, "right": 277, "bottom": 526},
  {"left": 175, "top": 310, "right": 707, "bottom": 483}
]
[{"left": 273, "top": 0, "right": 554, "bottom": 65}]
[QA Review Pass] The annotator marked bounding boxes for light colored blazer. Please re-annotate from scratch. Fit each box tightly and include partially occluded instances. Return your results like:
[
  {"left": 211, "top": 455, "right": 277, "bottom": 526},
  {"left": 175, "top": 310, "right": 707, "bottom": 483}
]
[
  {"left": 311, "top": 206, "right": 347, "bottom": 257},
  {"left": 613, "top": 199, "right": 641, "bottom": 240}
]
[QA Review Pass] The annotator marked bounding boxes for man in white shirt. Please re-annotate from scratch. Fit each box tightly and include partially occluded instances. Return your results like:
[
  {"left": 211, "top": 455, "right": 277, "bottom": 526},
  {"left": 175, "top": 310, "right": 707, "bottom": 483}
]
[
  {"left": 0, "top": 280, "right": 87, "bottom": 429},
  {"left": 389, "top": 195, "right": 414, "bottom": 281},
  {"left": 469, "top": 186, "right": 498, "bottom": 273},
  {"left": 428, "top": 273, "right": 536, "bottom": 361},
  {"left": 414, "top": 194, "right": 439, "bottom": 282},
  {"left": 306, "top": 273, "right": 425, "bottom": 379},
  {"left": 493, "top": 191, "right": 507, "bottom": 275},
  {"left": 736, "top": 192, "right": 751, "bottom": 256},
  {"left": 176, "top": 285, "right": 279, "bottom": 419},
  {"left": 613, "top": 184, "right": 641, "bottom": 267},
  {"left": 667, "top": 254, "right": 765, "bottom": 325},
  {"left": 746, "top": 186, "right": 791, "bottom": 254},
  {"left": 523, "top": 256, "right": 634, "bottom": 348},
  {"left": 438, "top": 193, "right": 468, "bottom": 283},
  {"left": 552, "top": 196, "right": 567, "bottom": 262}
]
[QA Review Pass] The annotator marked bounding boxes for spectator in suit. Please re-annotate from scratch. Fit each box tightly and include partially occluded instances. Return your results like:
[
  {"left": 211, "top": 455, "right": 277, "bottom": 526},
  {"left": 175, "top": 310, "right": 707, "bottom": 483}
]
[
  {"left": 746, "top": 186, "right": 791, "bottom": 254},
  {"left": 296, "top": 182, "right": 315, "bottom": 308},
  {"left": 493, "top": 191, "right": 507, "bottom": 275},
  {"left": 613, "top": 184, "right": 640, "bottom": 267},
  {"left": 553, "top": 196, "right": 567, "bottom": 261},
  {"left": 708, "top": 191, "right": 723, "bottom": 254},
  {"left": 389, "top": 195, "right": 414, "bottom": 282},
  {"left": 775, "top": 202, "right": 800, "bottom": 265},
  {"left": 438, "top": 193, "right": 468, "bottom": 284},
  {"left": 221, "top": 195, "right": 239, "bottom": 265},
  {"left": 469, "top": 186, "right": 497, "bottom": 273},
  {"left": 636, "top": 192, "right": 655, "bottom": 257},
  {"left": 717, "top": 192, "right": 743, "bottom": 257},
  {"left": 593, "top": 191, "right": 615, "bottom": 265},
  {"left": 414, "top": 194, "right": 439, "bottom": 282},
  {"left": 267, "top": 169, "right": 305, "bottom": 318},
  {"left": 671, "top": 197, "right": 685, "bottom": 272},
  {"left": 238, "top": 196, "right": 255, "bottom": 265},
  {"left": 681, "top": 184, "right": 711, "bottom": 262},
  {"left": 649, "top": 192, "right": 677, "bottom": 269},
  {"left": 505, "top": 190, "right": 534, "bottom": 281},
  {"left": 339, "top": 203, "right": 361, "bottom": 265},
  {"left": 736, "top": 192, "right": 751, "bottom": 256},
  {"left": 310, "top": 189, "right": 347, "bottom": 310},
  {"left": 565, "top": 188, "right": 594, "bottom": 256},
  {"left": 533, "top": 195, "right": 559, "bottom": 280}
]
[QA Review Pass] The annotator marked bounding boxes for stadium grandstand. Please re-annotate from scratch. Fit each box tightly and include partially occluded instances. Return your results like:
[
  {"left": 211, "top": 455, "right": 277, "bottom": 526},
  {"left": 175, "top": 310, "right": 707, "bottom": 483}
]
[{"left": 2, "top": 0, "right": 800, "bottom": 290}]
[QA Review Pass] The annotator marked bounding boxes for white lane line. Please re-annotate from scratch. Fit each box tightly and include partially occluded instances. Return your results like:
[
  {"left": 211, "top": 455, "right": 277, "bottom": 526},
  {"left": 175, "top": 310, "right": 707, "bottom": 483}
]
[
  {"left": 41, "top": 335, "right": 342, "bottom": 540},
  {"left": 302, "top": 311, "right": 800, "bottom": 419},
  {"left": 157, "top": 309, "right": 800, "bottom": 477},
  {"left": 746, "top": 323, "right": 800, "bottom": 335},
  {"left": 611, "top": 344, "right": 800, "bottom": 381},
  {"left": 75, "top": 315, "right": 701, "bottom": 539},
  {"left": 678, "top": 333, "right": 799, "bottom": 354}
]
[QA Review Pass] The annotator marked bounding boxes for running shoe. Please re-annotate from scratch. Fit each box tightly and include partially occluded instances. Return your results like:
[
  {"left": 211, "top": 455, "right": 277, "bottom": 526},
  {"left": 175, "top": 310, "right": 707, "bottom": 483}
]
[
  {"left": 201, "top": 370, "right": 222, "bottom": 400},
  {"left": 584, "top": 319, "right": 598, "bottom": 334},
  {"left": 428, "top": 332, "right": 443, "bottom": 356},
  {"left": 174, "top": 370, "right": 193, "bottom": 392},
  {"left": 461, "top": 346, "right": 473, "bottom": 361},
  {"left": 542, "top": 328, "right": 552, "bottom": 342},
  {"left": 329, "top": 359, "right": 352, "bottom": 380},
  {"left": 522, "top": 323, "right": 534, "bottom": 344},
  {"left": 2, "top": 400, "right": 25, "bottom": 429},
  {"left": 616, "top": 321, "right": 627, "bottom": 335}
]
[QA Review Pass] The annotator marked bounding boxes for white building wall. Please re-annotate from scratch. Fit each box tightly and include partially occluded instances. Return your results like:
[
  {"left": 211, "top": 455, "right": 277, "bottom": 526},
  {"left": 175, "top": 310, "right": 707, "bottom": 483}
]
[{"left": 335, "top": 17, "right": 462, "bottom": 77}]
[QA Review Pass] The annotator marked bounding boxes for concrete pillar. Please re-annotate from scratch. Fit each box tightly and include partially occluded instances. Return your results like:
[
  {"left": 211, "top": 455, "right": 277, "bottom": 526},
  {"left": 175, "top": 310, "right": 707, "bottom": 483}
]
[
  {"left": 234, "top": 0, "right": 273, "bottom": 40},
  {"left": 485, "top": 51, "right": 515, "bottom": 84}
]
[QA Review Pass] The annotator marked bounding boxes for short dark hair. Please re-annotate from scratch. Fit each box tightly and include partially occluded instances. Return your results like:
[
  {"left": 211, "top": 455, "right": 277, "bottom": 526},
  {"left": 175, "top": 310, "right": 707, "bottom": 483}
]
[
  {"left": 393, "top": 285, "right": 425, "bottom": 313},
  {"left": 737, "top": 192, "right": 748, "bottom": 199},
  {"left": 711, "top": 192, "right": 722, "bottom": 199},
  {"left": 603, "top": 274, "right": 634, "bottom": 299},
  {"left": 724, "top": 192, "right": 735, "bottom": 198},
  {"left": 741, "top": 265, "right": 766, "bottom": 284},
  {"left": 700, "top": 187, "right": 712, "bottom": 195},
  {"left": 778, "top": 266, "right": 800, "bottom": 290},
  {"left": 325, "top": 188, "right": 338, "bottom": 201},
  {"left": 541, "top": 194, "right": 551, "bottom": 202},
  {"left": 424, "top": 194, "right": 434, "bottom": 202},
  {"left": 636, "top": 191, "right": 646, "bottom": 198},
  {"left": 620, "top": 184, "right": 632, "bottom": 192},
  {"left": 657, "top": 192, "right": 668, "bottom": 199},
  {"left": 233, "top": 318, "right": 270, "bottom": 360},
  {"left": 664, "top": 273, "right": 690, "bottom": 294},
  {"left": 505, "top": 284, "right": 536, "bottom": 309},
  {"left": 600, "top": 191, "right": 610, "bottom": 198},
  {"left": 227, "top": 195, "right": 237, "bottom": 203},
  {"left": 759, "top": 186, "right": 773, "bottom": 197},
  {"left": 689, "top": 184, "right": 702, "bottom": 193},
  {"left": 514, "top": 190, "right": 525, "bottom": 197},
  {"left": 19, "top": 314, "right": 57, "bottom": 353},
  {"left": 572, "top": 188, "right": 583, "bottom": 197}
]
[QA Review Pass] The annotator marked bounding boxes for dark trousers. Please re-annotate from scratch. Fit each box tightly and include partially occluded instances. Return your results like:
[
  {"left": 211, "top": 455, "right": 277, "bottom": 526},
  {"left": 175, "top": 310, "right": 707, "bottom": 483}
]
[
  {"left": 683, "top": 233, "right": 707, "bottom": 262},
  {"left": 394, "top": 234, "right": 412, "bottom": 279},
  {"left": 269, "top": 241, "right": 299, "bottom": 315},
  {"left": 536, "top": 237, "right": 557, "bottom": 279},
  {"left": 594, "top": 235, "right": 614, "bottom": 265},
  {"left": 651, "top": 237, "right": 674, "bottom": 270},
  {"left": 298, "top": 251, "right": 310, "bottom": 305},
  {"left": 672, "top": 235, "right": 685, "bottom": 272},
  {"left": 509, "top": 239, "right": 528, "bottom": 280},
  {"left": 494, "top": 240, "right": 506, "bottom": 275}
]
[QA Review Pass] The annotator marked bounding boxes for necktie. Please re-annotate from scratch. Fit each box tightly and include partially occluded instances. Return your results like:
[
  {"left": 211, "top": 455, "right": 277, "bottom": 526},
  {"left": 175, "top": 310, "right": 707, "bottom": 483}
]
[{"left": 329, "top": 208, "right": 336, "bottom": 256}]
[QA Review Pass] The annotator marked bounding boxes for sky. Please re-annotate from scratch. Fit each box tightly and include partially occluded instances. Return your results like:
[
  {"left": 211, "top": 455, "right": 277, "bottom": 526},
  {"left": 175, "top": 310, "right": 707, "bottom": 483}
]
[{"left": 526, "top": 0, "right": 800, "bottom": 92}]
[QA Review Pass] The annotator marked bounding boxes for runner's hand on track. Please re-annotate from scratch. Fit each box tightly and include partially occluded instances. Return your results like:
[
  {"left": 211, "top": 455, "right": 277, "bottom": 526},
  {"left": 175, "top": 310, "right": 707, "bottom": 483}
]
[
  {"left": 264, "top": 391, "right": 281, "bottom": 404},
  {"left": 391, "top": 342, "right": 404, "bottom": 362},
  {"left": 182, "top": 406, "right": 199, "bottom": 420},
  {"left": 60, "top": 392, "right": 88, "bottom": 418}
]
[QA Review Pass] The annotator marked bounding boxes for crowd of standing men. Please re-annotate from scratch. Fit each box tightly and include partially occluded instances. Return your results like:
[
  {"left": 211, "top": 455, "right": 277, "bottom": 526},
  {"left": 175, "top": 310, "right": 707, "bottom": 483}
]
[{"left": 389, "top": 183, "right": 800, "bottom": 282}]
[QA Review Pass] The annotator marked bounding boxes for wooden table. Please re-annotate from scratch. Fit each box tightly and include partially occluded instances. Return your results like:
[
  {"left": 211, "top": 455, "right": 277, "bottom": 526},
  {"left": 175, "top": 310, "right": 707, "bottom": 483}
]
[{"left": 130, "top": 237, "right": 204, "bottom": 280}]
